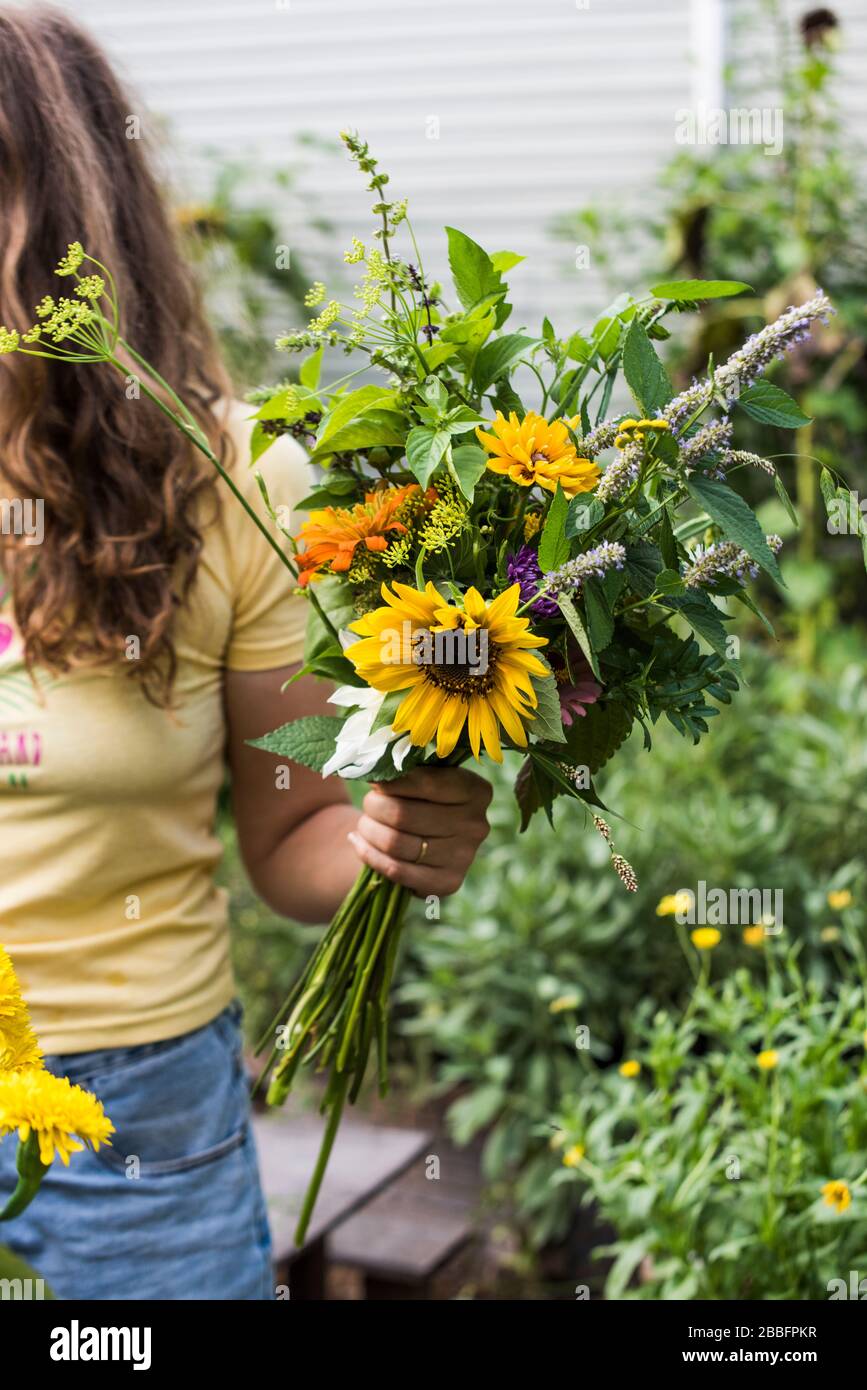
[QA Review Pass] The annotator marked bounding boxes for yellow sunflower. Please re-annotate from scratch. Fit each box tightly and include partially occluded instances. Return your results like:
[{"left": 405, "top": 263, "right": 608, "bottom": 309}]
[
  {"left": 476, "top": 411, "right": 600, "bottom": 498},
  {"left": 345, "top": 581, "right": 548, "bottom": 761}
]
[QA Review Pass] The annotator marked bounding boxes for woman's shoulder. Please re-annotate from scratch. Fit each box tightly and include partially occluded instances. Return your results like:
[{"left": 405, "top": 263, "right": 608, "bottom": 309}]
[{"left": 217, "top": 397, "right": 311, "bottom": 518}]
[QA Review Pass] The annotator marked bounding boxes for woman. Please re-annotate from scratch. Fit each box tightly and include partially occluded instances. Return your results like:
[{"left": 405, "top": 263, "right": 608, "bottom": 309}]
[{"left": 0, "top": 8, "right": 490, "bottom": 1300}]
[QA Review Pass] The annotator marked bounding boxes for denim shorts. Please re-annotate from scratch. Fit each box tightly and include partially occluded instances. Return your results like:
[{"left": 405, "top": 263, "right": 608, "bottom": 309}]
[{"left": 0, "top": 1000, "right": 274, "bottom": 1300}]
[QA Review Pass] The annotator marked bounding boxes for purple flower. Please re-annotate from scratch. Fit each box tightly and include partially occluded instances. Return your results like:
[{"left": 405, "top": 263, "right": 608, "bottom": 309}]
[{"left": 507, "top": 545, "right": 560, "bottom": 618}]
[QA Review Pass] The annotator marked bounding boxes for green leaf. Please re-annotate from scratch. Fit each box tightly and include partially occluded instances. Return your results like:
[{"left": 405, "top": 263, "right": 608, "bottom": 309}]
[
  {"left": 473, "top": 333, "right": 536, "bottom": 392},
  {"left": 370, "top": 689, "right": 404, "bottom": 734},
  {"left": 658, "top": 506, "right": 678, "bottom": 569},
  {"left": 819, "top": 467, "right": 837, "bottom": 514},
  {"left": 624, "top": 541, "right": 663, "bottom": 597},
  {"left": 490, "top": 250, "right": 524, "bottom": 274},
  {"left": 315, "top": 385, "right": 398, "bottom": 450},
  {"left": 450, "top": 444, "right": 488, "bottom": 500},
  {"left": 248, "top": 715, "right": 343, "bottom": 772},
  {"left": 650, "top": 278, "right": 751, "bottom": 301},
  {"left": 298, "top": 346, "right": 323, "bottom": 389},
  {"left": 622, "top": 318, "right": 673, "bottom": 416},
  {"left": 445, "top": 226, "right": 502, "bottom": 310},
  {"left": 249, "top": 420, "right": 277, "bottom": 466},
  {"left": 562, "top": 700, "right": 632, "bottom": 775},
  {"left": 654, "top": 567, "right": 684, "bottom": 595},
  {"left": 738, "top": 382, "right": 812, "bottom": 429},
  {"left": 538, "top": 485, "right": 570, "bottom": 572},
  {"left": 557, "top": 592, "right": 600, "bottom": 679},
  {"left": 528, "top": 659, "right": 567, "bottom": 744},
  {"left": 583, "top": 578, "right": 614, "bottom": 651},
  {"left": 773, "top": 471, "right": 799, "bottom": 527},
  {"left": 565, "top": 496, "right": 604, "bottom": 538},
  {"left": 665, "top": 594, "right": 735, "bottom": 665},
  {"left": 310, "top": 409, "right": 406, "bottom": 461},
  {"left": 686, "top": 474, "right": 783, "bottom": 583},
  {"left": 406, "top": 426, "right": 451, "bottom": 487},
  {"left": 296, "top": 477, "right": 359, "bottom": 509}
]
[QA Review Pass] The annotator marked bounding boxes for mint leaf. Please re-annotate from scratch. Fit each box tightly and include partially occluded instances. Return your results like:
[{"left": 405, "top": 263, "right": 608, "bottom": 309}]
[
  {"left": 738, "top": 382, "right": 811, "bottom": 429},
  {"left": 650, "top": 279, "right": 751, "bottom": 301},
  {"left": 249, "top": 715, "right": 343, "bottom": 771},
  {"left": 686, "top": 474, "right": 783, "bottom": 583},
  {"left": 622, "top": 318, "right": 673, "bottom": 416},
  {"left": 538, "top": 484, "right": 570, "bottom": 571}
]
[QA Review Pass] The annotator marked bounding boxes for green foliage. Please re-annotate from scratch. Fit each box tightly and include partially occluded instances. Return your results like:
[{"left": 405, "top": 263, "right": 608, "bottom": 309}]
[
  {"left": 398, "top": 643, "right": 867, "bottom": 1248},
  {"left": 552, "top": 953, "right": 867, "bottom": 1299}
]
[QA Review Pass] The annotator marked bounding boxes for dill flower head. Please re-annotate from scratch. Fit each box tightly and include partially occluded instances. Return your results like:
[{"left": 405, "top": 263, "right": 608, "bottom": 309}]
[
  {"left": 54, "top": 241, "right": 85, "bottom": 277},
  {"left": 821, "top": 1180, "right": 851, "bottom": 1213},
  {"left": 0, "top": 1067, "right": 113, "bottom": 1166},
  {"left": 304, "top": 281, "right": 327, "bottom": 308},
  {"left": 418, "top": 478, "right": 469, "bottom": 555},
  {"left": 476, "top": 411, "right": 600, "bottom": 498},
  {"left": 0, "top": 327, "right": 20, "bottom": 354}
]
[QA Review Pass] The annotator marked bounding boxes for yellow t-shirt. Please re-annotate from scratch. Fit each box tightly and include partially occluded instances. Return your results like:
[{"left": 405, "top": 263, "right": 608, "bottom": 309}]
[{"left": 0, "top": 400, "right": 310, "bottom": 1054}]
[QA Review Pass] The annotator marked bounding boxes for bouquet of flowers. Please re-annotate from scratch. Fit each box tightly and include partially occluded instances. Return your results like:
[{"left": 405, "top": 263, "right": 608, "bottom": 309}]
[{"left": 0, "top": 132, "right": 836, "bottom": 1242}]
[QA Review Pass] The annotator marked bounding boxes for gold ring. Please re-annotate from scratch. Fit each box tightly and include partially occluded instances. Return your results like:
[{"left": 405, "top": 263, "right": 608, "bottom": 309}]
[{"left": 414, "top": 837, "right": 429, "bottom": 864}]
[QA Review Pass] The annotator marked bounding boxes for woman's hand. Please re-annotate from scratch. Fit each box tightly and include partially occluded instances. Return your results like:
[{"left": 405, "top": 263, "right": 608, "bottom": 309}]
[{"left": 348, "top": 766, "right": 493, "bottom": 897}]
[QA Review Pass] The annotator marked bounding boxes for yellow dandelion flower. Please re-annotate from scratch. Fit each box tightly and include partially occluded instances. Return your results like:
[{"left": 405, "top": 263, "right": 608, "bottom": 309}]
[
  {"left": 549, "top": 994, "right": 579, "bottom": 1014},
  {"left": 0, "top": 1067, "right": 113, "bottom": 1167},
  {"left": 346, "top": 581, "right": 548, "bottom": 763},
  {"left": 821, "top": 1180, "right": 851, "bottom": 1213},
  {"left": 476, "top": 411, "right": 600, "bottom": 498},
  {"left": 619, "top": 1059, "right": 641, "bottom": 1078},
  {"left": 691, "top": 927, "right": 721, "bottom": 949},
  {"left": 757, "top": 1049, "right": 779, "bottom": 1070},
  {"left": 562, "top": 1144, "right": 585, "bottom": 1168},
  {"left": 828, "top": 889, "right": 853, "bottom": 910},
  {"left": 743, "top": 925, "right": 765, "bottom": 947},
  {"left": 656, "top": 891, "right": 693, "bottom": 917}
]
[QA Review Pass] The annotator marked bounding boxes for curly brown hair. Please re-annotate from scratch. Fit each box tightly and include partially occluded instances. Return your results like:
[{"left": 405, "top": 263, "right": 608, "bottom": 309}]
[{"left": 0, "top": 6, "right": 232, "bottom": 705}]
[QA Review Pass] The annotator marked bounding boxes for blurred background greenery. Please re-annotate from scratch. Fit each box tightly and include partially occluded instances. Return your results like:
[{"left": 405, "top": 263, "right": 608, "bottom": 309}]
[{"left": 200, "top": 2, "right": 867, "bottom": 1298}]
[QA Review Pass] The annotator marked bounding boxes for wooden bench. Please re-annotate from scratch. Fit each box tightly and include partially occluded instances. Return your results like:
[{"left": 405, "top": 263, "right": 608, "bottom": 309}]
[{"left": 252, "top": 1110, "right": 432, "bottom": 1300}]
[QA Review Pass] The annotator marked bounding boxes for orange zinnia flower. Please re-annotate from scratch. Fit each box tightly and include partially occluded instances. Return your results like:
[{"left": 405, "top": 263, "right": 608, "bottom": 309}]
[{"left": 295, "top": 483, "right": 420, "bottom": 586}]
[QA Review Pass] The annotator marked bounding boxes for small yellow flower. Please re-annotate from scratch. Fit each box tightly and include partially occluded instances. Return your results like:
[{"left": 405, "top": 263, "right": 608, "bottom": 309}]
[
  {"left": 0, "top": 326, "right": 20, "bottom": 354},
  {"left": 74, "top": 275, "right": 105, "bottom": 301},
  {"left": 562, "top": 1144, "right": 585, "bottom": 1168},
  {"left": 757, "top": 1049, "right": 779, "bottom": 1070},
  {"left": 691, "top": 927, "right": 721, "bottom": 950},
  {"left": 54, "top": 241, "right": 85, "bottom": 277},
  {"left": 0, "top": 1067, "right": 114, "bottom": 1166},
  {"left": 821, "top": 1180, "right": 852, "bottom": 1213},
  {"left": 828, "top": 890, "right": 853, "bottom": 910},
  {"left": 549, "top": 994, "right": 579, "bottom": 1014},
  {"left": 743, "top": 925, "right": 765, "bottom": 947},
  {"left": 343, "top": 238, "right": 365, "bottom": 264},
  {"left": 304, "top": 281, "right": 327, "bottom": 308},
  {"left": 619, "top": 1059, "right": 641, "bottom": 1078},
  {"left": 821, "top": 926, "right": 840, "bottom": 943},
  {"left": 656, "top": 891, "right": 693, "bottom": 917}
]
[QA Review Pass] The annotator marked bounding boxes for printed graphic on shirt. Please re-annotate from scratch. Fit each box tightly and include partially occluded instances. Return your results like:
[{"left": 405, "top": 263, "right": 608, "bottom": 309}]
[{"left": 0, "top": 582, "right": 50, "bottom": 788}]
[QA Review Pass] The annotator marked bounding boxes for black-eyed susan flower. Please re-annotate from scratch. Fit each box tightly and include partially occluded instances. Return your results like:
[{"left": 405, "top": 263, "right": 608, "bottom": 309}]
[
  {"left": 0, "top": 1068, "right": 114, "bottom": 1167},
  {"left": 476, "top": 411, "right": 600, "bottom": 498},
  {"left": 691, "top": 927, "right": 721, "bottom": 950},
  {"left": 757, "top": 1049, "right": 779, "bottom": 1070},
  {"left": 345, "top": 581, "right": 547, "bottom": 761},
  {"left": 821, "top": 1180, "right": 852, "bottom": 1213}
]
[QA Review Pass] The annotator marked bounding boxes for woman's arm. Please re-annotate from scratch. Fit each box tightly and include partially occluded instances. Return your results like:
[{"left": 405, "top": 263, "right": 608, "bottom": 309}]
[{"left": 225, "top": 666, "right": 492, "bottom": 923}]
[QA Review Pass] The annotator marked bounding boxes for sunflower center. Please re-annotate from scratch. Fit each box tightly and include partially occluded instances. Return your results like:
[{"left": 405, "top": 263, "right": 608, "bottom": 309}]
[{"left": 412, "top": 624, "right": 499, "bottom": 699}]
